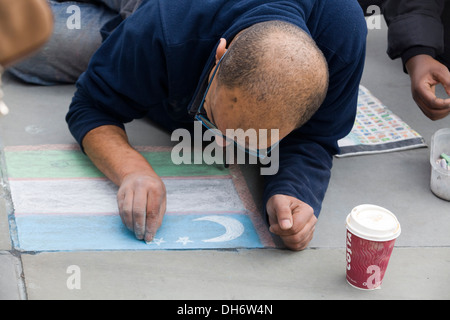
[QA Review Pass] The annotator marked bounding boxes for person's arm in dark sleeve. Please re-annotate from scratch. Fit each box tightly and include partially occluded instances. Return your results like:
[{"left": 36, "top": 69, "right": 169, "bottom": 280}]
[
  {"left": 66, "top": 3, "right": 167, "bottom": 149},
  {"left": 263, "top": 44, "right": 366, "bottom": 219},
  {"left": 262, "top": 12, "right": 367, "bottom": 250},
  {"left": 382, "top": 0, "right": 450, "bottom": 120},
  {"left": 66, "top": 2, "right": 169, "bottom": 244},
  {"left": 382, "top": 0, "right": 446, "bottom": 66}
]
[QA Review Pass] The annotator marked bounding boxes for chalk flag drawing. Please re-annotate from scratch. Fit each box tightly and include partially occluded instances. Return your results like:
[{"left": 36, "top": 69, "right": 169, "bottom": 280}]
[{"left": 4, "top": 145, "right": 275, "bottom": 251}]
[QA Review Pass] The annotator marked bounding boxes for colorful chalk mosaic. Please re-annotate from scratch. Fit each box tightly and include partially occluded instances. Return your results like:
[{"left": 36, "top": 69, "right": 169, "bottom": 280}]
[{"left": 337, "top": 86, "right": 427, "bottom": 157}]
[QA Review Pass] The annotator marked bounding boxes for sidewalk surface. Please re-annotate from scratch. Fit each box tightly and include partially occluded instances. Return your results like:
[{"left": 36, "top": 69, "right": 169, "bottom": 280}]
[{"left": 1, "top": 19, "right": 449, "bottom": 300}]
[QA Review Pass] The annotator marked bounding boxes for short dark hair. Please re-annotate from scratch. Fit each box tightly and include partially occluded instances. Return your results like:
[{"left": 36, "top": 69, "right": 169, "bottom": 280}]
[{"left": 217, "top": 20, "right": 329, "bottom": 129}]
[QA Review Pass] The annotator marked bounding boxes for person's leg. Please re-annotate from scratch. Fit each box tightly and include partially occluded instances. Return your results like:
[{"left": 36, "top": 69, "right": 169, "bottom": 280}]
[{"left": 7, "top": 1, "right": 116, "bottom": 85}]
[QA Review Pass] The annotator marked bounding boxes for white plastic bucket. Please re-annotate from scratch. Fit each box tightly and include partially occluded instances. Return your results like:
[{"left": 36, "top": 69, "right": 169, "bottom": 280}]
[{"left": 430, "top": 128, "right": 450, "bottom": 201}]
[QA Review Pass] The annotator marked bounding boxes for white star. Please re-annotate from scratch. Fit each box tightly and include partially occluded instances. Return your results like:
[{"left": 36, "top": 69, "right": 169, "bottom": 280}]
[
  {"left": 146, "top": 238, "right": 166, "bottom": 246},
  {"left": 176, "top": 237, "right": 194, "bottom": 245}
]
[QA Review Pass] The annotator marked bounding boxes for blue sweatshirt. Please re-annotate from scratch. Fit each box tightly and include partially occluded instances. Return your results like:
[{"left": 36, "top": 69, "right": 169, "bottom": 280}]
[{"left": 66, "top": 0, "right": 367, "bottom": 218}]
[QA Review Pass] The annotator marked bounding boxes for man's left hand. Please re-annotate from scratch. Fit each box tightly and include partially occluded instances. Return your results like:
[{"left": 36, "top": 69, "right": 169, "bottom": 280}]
[{"left": 266, "top": 194, "right": 317, "bottom": 251}]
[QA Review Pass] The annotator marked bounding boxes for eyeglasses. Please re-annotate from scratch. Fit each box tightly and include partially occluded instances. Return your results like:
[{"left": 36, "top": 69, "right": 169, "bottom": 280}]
[{"left": 191, "top": 51, "right": 279, "bottom": 160}]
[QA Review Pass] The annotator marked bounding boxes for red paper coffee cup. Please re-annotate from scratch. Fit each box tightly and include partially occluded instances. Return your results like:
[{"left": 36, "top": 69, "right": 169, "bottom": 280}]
[{"left": 345, "top": 205, "right": 401, "bottom": 290}]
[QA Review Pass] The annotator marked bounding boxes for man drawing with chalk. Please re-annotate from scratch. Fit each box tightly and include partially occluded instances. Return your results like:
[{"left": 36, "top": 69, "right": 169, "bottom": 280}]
[{"left": 66, "top": 0, "right": 367, "bottom": 250}]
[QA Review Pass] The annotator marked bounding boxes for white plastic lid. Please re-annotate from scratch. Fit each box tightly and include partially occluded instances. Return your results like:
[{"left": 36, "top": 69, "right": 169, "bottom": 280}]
[{"left": 346, "top": 204, "right": 401, "bottom": 242}]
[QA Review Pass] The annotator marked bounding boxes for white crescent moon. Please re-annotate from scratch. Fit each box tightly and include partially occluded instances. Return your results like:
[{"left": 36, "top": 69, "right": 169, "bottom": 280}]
[{"left": 194, "top": 215, "right": 245, "bottom": 243}]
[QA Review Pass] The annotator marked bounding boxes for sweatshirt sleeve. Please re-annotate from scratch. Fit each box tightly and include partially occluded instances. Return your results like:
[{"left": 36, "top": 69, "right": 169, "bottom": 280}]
[
  {"left": 66, "top": 1, "right": 168, "bottom": 150},
  {"left": 262, "top": 24, "right": 367, "bottom": 218},
  {"left": 382, "top": 0, "right": 446, "bottom": 64}
]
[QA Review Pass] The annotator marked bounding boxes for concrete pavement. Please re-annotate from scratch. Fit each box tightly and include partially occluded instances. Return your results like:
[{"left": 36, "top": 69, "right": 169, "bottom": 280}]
[{"left": 1, "top": 18, "right": 449, "bottom": 300}]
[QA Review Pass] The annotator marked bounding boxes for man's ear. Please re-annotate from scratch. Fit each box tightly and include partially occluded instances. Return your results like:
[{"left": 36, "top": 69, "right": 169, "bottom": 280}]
[{"left": 215, "top": 38, "right": 227, "bottom": 64}]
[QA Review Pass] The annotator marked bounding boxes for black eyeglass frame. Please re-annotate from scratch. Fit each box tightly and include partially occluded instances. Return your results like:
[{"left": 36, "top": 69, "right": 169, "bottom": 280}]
[{"left": 189, "top": 51, "right": 280, "bottom": 159}]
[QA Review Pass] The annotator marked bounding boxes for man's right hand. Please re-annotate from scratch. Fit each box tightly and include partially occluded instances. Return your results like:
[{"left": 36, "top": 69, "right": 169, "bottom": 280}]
[
  {"left": 82, "top": 125, "right": 167, "bottom": 244},
  {"left": 117, "top": 172, "right": 167, "bottom": 243}
]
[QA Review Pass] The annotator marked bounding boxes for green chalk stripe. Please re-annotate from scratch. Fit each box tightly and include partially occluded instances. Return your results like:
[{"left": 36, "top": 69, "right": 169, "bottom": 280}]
[
  {"left": 441, "top": 153, "right": 450, "bottom": 164},
  {"left": 5, "top": 150, "right": 228, "bottom": 179}
]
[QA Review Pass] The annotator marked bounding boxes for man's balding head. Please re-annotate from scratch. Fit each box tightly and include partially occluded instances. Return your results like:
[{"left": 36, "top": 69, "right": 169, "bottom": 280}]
[{"left": 214, "top": 20, "right": 329, "bottom": 135}]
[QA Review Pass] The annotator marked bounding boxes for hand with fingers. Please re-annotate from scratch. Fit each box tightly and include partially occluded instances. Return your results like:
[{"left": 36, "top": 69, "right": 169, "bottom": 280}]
[
  {"left": 117, "top": 172, "right": 167, "bottom": 244},
  {"left": 82, "top": 125, "right": 168, "bottom": 245},
  {"left": 406, "top": 54, "right": 450, "bottom": 121},
  {"left": 266, "top": 194, "right": 317, "bottom": 251}
]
